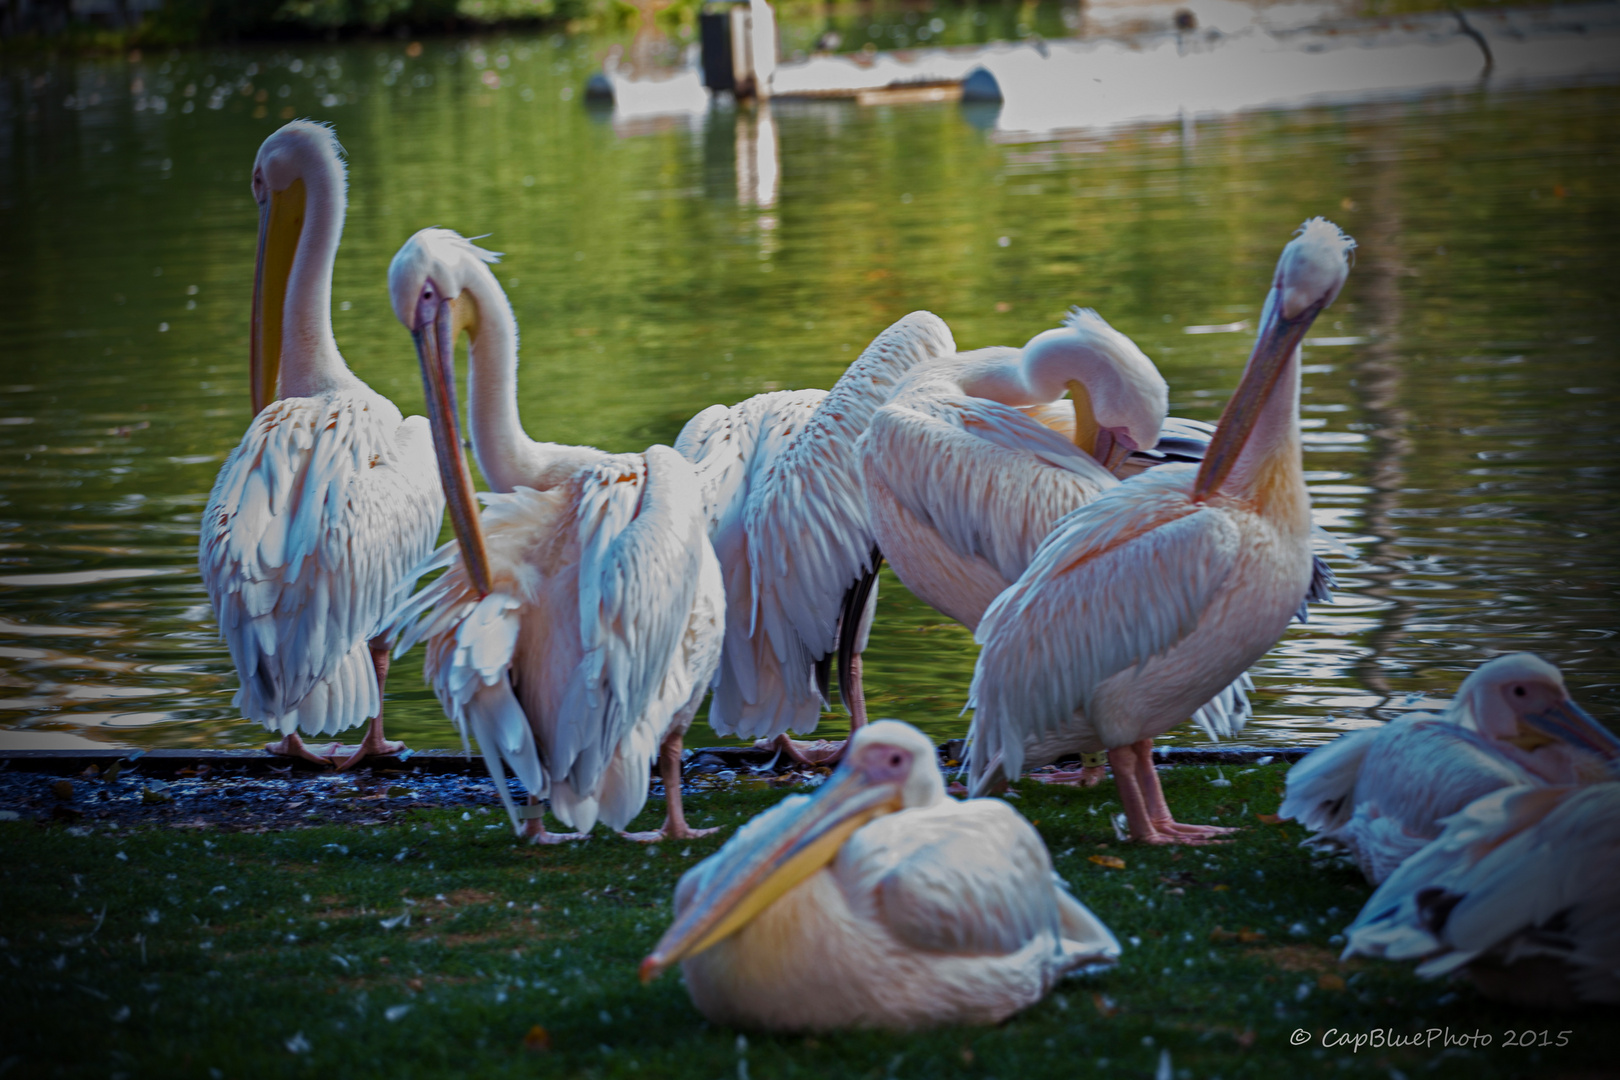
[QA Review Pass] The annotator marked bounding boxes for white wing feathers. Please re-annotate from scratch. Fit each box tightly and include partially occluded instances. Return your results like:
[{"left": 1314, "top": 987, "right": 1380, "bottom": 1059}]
[
  {"left": 968, "top": 466, "right": 1238, "bottom": 784},
  {"left": 677, "top": 390, "right": 829, "bottom": 738},
  {"left": 1344, "top": 783, "right": 1620, "bottom": 1003},
  {"left": 745, "top": 312, "right": 956, "bottom": 660},
  {"left": 860, "top": 393, "right": 1115, "bottom": 587},
  {"left": 554, "top": 446, "right": 706, "bottom": 800},
  {"left": 1280, "top": 725, "right": 1381, "bottom": 834},
  {"left": 200, "top": 392, "right": 444, "bottom": 736},
  {"left": 840, "top": 798, "right": 1121, "bottom": 964}
]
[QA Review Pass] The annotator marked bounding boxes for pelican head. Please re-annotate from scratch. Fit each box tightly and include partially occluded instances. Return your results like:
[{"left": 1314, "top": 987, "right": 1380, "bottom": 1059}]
[
  {"left": 1451, "top": 653, "right": 1620, "bottom": 760},
  {"left": 1194, "top": 217, "right": 1356, "bottom": 498},
  {"left": 249, "top": 120, "right": 346, "bottom": 416},
  {"left": 1025, "top": 308, "right": 1168, "bottom": 471},
  {"left": 640, "top": 720, "right": 942, "bottom": 982},
  {"left": 387, "top": 228, "right": 505, "bottom": 597}
]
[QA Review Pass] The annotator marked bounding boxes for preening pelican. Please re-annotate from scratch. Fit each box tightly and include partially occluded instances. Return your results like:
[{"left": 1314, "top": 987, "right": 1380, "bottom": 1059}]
[
  {"left": 1343, "top": 780, "right": 1620, "bottom": 1007},
  {"left": 860, "top": 310, "right": 1265, "bottom": 783},
  {"left": 1280, "top": 653, "right": 1620, "bottom": 883},
  {"left": 640, "top": 720, "right": 1119, "bottom": 1030},
  {"left": 384, "top": 229, "right": 723, "bottom": 842},
  {"left": 965, "top": 218, "right": 1356, "bottom": 843},
  {"left": 199, "top": 121, "right": 444, "bottom": 770},
  {"left": 675, "top": 312, "right": 956, "bottom": 764}
]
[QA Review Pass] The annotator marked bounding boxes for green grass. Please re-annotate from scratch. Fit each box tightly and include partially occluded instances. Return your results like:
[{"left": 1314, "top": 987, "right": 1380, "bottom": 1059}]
[{"left": 0, "top": 765, "right": 1607, "bottom": 1078}]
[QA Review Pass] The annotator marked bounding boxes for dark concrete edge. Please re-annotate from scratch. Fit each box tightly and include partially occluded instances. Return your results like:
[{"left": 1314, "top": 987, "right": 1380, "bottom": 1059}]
[{"left": 0, "top": 743, "right": 1310, "bottom": 778}]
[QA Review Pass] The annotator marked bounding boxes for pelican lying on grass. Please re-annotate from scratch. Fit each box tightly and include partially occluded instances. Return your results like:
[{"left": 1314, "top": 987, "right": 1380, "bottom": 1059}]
[
  {"left": 199, "top": 121, "right": 444, "bottom": 770},
  {"left": 640, "top": 719, "right": 1119, "bottom": 1030},
  {"left": 1281, "top": 653, "right": 1619, "bottom": 882},
  {"left": 384, "top": 228, "right": 723, "bottom": 843},
  {"left": 676, "top": 313, "right": 956, "bottom": 765},
  {"left": 1343, "top": 780, "right": 1620, "bottom": 1008},
  {"left": 965, "top": 218, "right": 1356, "bottom": 843}
]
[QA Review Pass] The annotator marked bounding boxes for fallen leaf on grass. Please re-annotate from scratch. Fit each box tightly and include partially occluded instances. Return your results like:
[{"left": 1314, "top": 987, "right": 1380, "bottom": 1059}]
[
  {"left": 1089, "top": 854, "right": 1126, "bottom": 870},
  {"left": 1317, "top": 973, "right": 1346, "bottom": 991},
  {"left": 1255, "top": 813, "right": 1282, "bottom": 825},
  {"left": 1091, "top": 992, "right": 1119, "bottom": 1017},
  {"left": 524, "top": 1025, "right": 552, "bottom": 1053},
  {"left": 1210, "top": 926, "right": 1266, "bottom": 944}
]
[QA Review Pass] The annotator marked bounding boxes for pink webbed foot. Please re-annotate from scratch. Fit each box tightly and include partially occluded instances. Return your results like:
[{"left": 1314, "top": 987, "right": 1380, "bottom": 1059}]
[
  {"left": 333, "top": 733, "right": 406, "bottom": 772},
  {"left": 620, "top": 823, "right": 721, "bottom": 843},
  {"left": 266, "top": 733, "right": 340, "bottom": 767},
  {"left": 754, "top": 733, "right": 846, "bottom": 768}
]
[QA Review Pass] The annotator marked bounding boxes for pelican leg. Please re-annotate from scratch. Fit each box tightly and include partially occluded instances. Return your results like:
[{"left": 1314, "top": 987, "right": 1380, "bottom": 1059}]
[
  {"left": 266, "top": 730, "right": 341, "bottom": 767},
  {"left": 521, "top": 795, "right": 587, "bottom": 845},
  {"left": 623, "top": 731, "right": 721, "bottom": 843},
  {"left": 769, "top": 652, "right": 870, "bottom": 769},
  {"left": 1133, "top": 738, "right": 1238, "bottom": 840},
  {"left": 334, "top": 639, "right": 407, "bottom": 771}
]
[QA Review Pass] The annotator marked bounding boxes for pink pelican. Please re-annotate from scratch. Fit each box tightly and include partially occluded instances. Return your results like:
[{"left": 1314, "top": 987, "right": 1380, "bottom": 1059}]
[
  {"left": 1281, "top": 653, "right": 1620, "bottom": 882},
  {"left": 639, "top": 719, "right": 1120, "bottom": 1029},
  {"left": 1343, "top": 779, "right": 1620, "bottom": 1007},
  {"left": 199, "top": 122, "right": 444, "bottom": 771},
  {"left": 964, "top": 218, "right": 1357, "bottom": 843},
  {"left": 861, "top": 309, "right": 1288, "bottom": 783},
  {"left": 384, "top": 229, "right": 723, "bottom": 843},
  {"left": 676, "top": 312, "right": 956, "bottom": 764}
]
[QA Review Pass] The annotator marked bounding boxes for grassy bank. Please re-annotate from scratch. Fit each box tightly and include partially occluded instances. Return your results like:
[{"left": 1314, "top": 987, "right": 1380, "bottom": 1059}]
[{"left": 0, "top": 763, "right": 1607, "bottom": 1078}]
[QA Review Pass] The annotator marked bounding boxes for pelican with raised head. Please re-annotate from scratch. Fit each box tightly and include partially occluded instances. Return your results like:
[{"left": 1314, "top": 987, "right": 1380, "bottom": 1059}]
[
  {"left": 675, "top": 312, "right": 956, "bottom": 766},
  {"left": 199, "top": 121, "right": 444, "bottom": 770},
  {"left": 965, "top": 218, "right": 1356, "bottom": 842},
  {"left": 1281, "top": 653, "right": 1620, "bottom": 882},
  {"left": 640, "top": 719, "right": 1119, "bottom": 1030},
  {"left": 860, "top": 309, "right": 1305, "bottom": 786},
  {"left": 384, "top": 228, "right": 724, "bottom": 843}
]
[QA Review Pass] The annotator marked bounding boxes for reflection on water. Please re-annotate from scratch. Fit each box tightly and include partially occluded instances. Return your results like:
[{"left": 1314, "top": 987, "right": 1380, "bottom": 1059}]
[{"left": 0, "top": 36, "right": 1616, "bottom": 752}]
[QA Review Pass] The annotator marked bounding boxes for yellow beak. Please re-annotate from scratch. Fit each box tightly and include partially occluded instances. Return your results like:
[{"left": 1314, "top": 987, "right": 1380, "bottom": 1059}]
[
  {"left": 639, "top": 765, "right": 903, "bottom": 982},
  {"left": 412, "top": 291, "right": 494, "bottom": 598},
  {"left": 249, "top": 178, "right": 306, "bottom": 417}
]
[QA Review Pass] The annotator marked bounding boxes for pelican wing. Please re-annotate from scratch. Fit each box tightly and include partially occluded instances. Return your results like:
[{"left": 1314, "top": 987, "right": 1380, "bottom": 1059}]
[
  {"left": 967, "top": 464, "right": 1238, "bottom": 783},
  {"left": 677, "top": 391, "right": 829, "bottom": 737},
  {"left": 1345, "top": 783, "right": 1620, "bottom": 1004},
  {"left": 861, "top": 392, "right": 1116, "bottom": 587},
  {"left": 723, "top": 312, "right": 955, "bottom": 736},
  {"left": 200, "top": 392, "right": 444, "bottom": 735},
  {"left": 844, "top": 799, "right": 1063, "bottom": 956},
  {"left": 554, "top": 445, "right": 707, "bottom": 796}
]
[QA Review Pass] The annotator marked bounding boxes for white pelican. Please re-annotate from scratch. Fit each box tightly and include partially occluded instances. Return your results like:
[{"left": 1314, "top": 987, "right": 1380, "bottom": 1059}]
[
  {"left": 198, "top": 121, "right": 444, "bottom": 770},
  {"left": 1280, "top": 653, "right": 1620, "bottom": 882},
  {"left": 640, "top": 719, "right": 1120, "bottom": 1030},
  {"left": 964, "top": 218, "right": 1356, "bottom": 843},
  {"left": 675, "top": 312, "right": 956, "bottom": 763},
  {"left": 860, "top": 310, "right": 1283, "bottom": 783},
  {"left": 384, "top": 229, "right": 724, "bottom": 843},
  {"left": 1343, "top": 780, "right": 1620, "bottom": 1007}
]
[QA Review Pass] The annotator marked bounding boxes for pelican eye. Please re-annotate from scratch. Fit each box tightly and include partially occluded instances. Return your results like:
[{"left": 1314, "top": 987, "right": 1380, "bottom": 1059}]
[{"left": 1512, "top": 685, "right": 1526, "bottom": 697}]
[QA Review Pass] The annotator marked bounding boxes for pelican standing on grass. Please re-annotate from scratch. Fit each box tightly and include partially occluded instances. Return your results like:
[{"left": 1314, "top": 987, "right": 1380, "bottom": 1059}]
[
  {"left": 675, "top": 312, "right": 956, "bottom": 764},
  {"left": 1343, "top": 780, "right": 1620, "bottom": 1007},
  {"left": 1280, "top": 652, "right": 1620, "bottom": 882},
  {"left": 965, "top": 218, "right": 1356, "bottom": 843},
  {"left": 199, "top": 121, "right": 444, "bottom": 770},
  {"left": 640, "top": 719, "right": 1120, "bottom": 1030},
  {"left": 384, "top": 228, "right": 723, "bottom": 843},
  {"left": 860, "top": 309, "right": 1279, "bottom": 784}
]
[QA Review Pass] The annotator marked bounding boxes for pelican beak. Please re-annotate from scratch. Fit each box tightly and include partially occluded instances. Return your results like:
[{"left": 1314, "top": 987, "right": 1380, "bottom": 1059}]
[
  {"left": 1094, "top": 429, "right": 1134, "bottom": 475},
  {"left": 1065, "top": 378, "right": 1101, "bottom": 460},
  {"left": 1192, "top": 286, "right": 1323, "bottom": 500},
  {"left": 249, "top": 178, "right": 306, "bottom": 417},
  {"left": 639, "top": 760, "right": 905, "bottom": 983},
  {"left": 413, "top": 290, "right": 493, "bottom": 597},
  {"left": 1519, "top": 697, "right": 1620, "bottom": 760}
]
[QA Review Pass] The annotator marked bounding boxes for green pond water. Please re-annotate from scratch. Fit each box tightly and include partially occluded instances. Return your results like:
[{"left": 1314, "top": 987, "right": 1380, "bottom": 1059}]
[{"left": 1, "top": 35, "right": 1617, "bottom": 753}]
